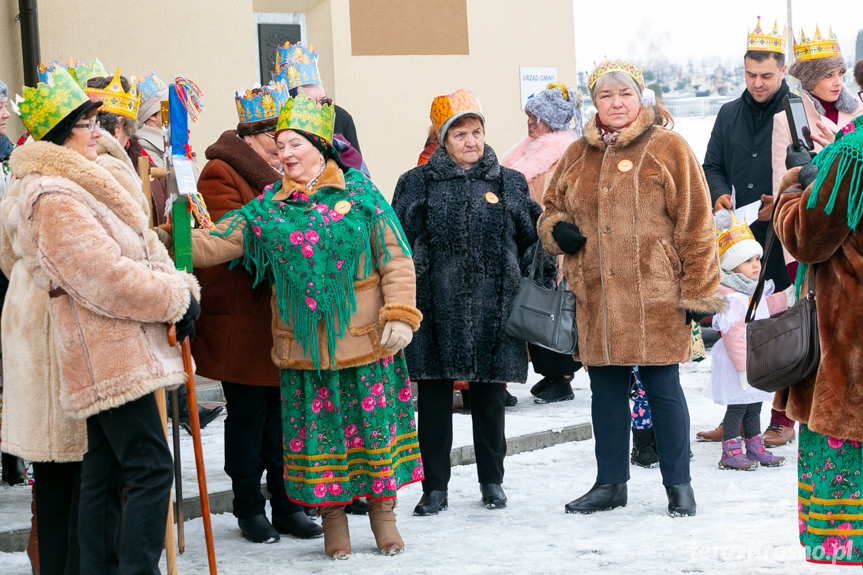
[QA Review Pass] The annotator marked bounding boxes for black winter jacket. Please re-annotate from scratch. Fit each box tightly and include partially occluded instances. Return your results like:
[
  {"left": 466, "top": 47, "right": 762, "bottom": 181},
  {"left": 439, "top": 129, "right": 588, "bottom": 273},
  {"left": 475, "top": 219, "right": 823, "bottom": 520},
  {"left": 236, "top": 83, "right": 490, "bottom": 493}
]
[
  {"left": 392, "top": 145, "right": 541, "bottom": 383},
  {"left": 702, "top": 81, "right": 790, "bottom": 208}
]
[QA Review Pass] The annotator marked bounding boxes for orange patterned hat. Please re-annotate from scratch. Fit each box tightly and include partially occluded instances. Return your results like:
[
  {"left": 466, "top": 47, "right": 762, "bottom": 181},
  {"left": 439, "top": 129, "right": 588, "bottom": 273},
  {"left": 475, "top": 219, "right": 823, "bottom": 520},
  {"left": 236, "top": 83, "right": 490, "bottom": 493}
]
[{"left": 430, "top": 88, "right": 484, "bottom": 142}]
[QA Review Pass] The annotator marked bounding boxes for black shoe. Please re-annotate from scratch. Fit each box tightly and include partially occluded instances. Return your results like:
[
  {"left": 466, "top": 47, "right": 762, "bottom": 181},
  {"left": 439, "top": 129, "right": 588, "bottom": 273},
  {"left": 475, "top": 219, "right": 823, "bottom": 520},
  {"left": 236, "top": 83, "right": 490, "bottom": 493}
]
[
  {"left": 480, "top": 483, "right": 507, "bottom": 509},
  {"left": 344, "top": 497, "right": 369, "bottom": 515},
  {"left": 505, "top": 389, "right": 518, "bottom": 407},
  {"left": 180, "top": 404, "right": 224, "bottom": 434},
  {"left": 666, "top": 483, "right": 696, "bottom": 517},
  {"left": 630, "top": 428, "right": 659, "bottom": 468},
  {"left": 414, "top": 490, "right": 448, "bottom": 516},
  {"left": 533, "top": 377, "right": 574, "bottom": 404},
  {"left": 303, "top": 505, "right": 318, "bottom": 519},
  {"left": 1, "top": 453, "right": 27, "bottom": 486},
  {"left": 238, "top": 515, "right": 280, "bottom": 543},
  {"left": 530, "top": 376, "right": 552, "bottom": 396},
  {"left": 272, "top": 511, "right": 323, "bottom": 539},
  {"left": 564, "top": 482, "right": 627, "bottom": 514}
]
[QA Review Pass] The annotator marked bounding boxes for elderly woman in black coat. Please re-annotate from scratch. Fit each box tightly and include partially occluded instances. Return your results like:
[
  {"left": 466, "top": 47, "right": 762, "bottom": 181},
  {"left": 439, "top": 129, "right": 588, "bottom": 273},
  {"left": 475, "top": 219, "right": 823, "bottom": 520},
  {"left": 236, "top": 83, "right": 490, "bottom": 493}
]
[{"left": 392, "top": 89, "right": 541, "bottom": 515}]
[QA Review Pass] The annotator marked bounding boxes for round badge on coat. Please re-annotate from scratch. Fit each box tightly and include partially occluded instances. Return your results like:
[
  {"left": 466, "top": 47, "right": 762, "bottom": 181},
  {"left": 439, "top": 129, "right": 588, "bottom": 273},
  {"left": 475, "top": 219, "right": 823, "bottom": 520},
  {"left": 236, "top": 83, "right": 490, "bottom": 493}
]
[
  {"left": 617, "top": 160, "right": 634, "bottom": 172},
  {"left": 334, "top": 200, "right": 351, "bottom": 214},
  {"left": 485, "top": 192, "right": 499, "bottom": 204}
]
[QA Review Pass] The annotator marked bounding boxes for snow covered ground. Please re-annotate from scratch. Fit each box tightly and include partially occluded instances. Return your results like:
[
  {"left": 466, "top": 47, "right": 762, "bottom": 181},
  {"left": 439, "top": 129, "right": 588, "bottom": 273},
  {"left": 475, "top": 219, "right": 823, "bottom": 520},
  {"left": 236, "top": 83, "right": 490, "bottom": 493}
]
[{"left": 0, "top": 355, "right": 830, "bottom": 574}]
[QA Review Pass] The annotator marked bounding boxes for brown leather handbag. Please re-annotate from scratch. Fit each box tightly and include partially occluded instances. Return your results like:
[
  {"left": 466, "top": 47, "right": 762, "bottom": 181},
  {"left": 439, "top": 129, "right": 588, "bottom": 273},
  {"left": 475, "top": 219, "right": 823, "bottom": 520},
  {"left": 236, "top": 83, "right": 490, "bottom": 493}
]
[{"left": 745, "top": 220, "right": 820, "bottom": 393}]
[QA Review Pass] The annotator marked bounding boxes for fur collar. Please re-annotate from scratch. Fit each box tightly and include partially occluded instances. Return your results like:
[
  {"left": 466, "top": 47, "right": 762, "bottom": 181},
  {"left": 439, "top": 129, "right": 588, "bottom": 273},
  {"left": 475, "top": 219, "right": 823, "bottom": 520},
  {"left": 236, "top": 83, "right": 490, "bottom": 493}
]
[
  {"left": 9, "top": 141, "right": 148, "bottom": 232},
  {"left": 205, "top": 130, "right": 281, "bottom": 192},
  {"left": 271, "top": 159, "right": 345, "bottom": 201},
  {"left": 803, "top": 88, "right": 863, "bottom": 116},
  {"left": 95, "top": 131, "right": 134, "bottom": 172},
  {"left": 501, "top": 131, "right": 577, "bottom": 183},
  {"left": 584, "top": 106, "right": 657, "bottom": 151},
  {"left": 425, "top": 144, "right": 501, "bottom": 181}
]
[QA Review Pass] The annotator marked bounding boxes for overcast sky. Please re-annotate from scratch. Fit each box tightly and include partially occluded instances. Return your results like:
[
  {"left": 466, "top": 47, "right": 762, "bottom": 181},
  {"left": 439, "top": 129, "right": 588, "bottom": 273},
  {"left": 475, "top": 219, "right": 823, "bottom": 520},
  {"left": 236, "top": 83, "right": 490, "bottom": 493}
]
[{"left": 573, "top": 0, "right": 861, "bottom": 77}]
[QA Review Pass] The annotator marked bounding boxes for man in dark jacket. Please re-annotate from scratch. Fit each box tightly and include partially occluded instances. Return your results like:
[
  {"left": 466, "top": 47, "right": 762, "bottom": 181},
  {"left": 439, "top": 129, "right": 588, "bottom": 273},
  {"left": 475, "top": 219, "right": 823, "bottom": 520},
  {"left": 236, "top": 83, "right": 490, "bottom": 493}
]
[
  {"left": 701, "top": 45, "right": 796, "bottom": 447},
  {"left": 703, "top": 49, "right": 789, "bottom": 290}
]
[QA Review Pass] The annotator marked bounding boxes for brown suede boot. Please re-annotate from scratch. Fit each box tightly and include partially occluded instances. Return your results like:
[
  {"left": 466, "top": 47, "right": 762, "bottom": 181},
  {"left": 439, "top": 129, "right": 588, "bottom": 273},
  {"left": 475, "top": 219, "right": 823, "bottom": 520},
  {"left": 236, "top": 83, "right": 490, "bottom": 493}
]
[
  {"left": 695, "top": 422, "right": 723, "bottom": 442},
  {"left": 368, "top": 498, "right": 404, "bottom": 555},
  {"left": 319, "top": 505, "right": 350, "bottom": 559}
]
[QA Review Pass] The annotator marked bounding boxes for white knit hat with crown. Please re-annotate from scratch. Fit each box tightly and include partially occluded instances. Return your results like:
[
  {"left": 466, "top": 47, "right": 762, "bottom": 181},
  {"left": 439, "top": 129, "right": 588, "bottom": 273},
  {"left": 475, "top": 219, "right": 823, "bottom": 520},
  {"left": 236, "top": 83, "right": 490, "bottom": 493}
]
[{"left": 715, "top": 210, "right": 763, "bottom": 272}]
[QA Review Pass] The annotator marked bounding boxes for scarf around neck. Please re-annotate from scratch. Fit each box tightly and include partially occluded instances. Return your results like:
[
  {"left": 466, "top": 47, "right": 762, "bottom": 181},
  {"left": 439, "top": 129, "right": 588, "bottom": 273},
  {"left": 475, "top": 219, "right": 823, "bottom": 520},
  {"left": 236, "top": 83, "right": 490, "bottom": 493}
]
[
  {"left": 595, "top": 108, "right": 642, "bottom": 145},
  {"left": 215, "top": 167, "right": 411, "bottom": 371},
  {"left": 720, "top": 269, "right": 758, "bottom": 296}
]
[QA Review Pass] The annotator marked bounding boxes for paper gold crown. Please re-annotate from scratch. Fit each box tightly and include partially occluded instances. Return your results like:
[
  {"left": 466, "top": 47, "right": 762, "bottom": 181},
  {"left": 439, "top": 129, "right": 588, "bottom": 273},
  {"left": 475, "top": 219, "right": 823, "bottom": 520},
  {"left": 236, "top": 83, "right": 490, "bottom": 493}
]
[
  {"left": 273, "top": 42, "right": 321, "bottom": 89},
  {"left": 716, "top": 212, "right": 756, "bottom": 256},
  {"left": 134, "top": 70, "right": 168, "bottom": 104},
  {"left": 84, "top": 68, "right": 140, "bottom": 120},
  {"left": 430, "top": 88, "right": 483, "bottom": 137},
  {"left": 746, "top": 17, "right": 785, "bottom": 54},
  {"left": 587, "top": 59, "right": 644, "bottom": 90},
  {"left": 276, "top": 92, "right": 335, "bottom": 143},
  {"left": 38, "top": 58, "right": 108, "bottom": 89},
  {"left": 14, "top": 66, "right": 91, "bottom": 141},
  {"left": 793, "top": 25, "right": 842, "bottom": 61},
  {"left": 235, "top": 82, "right": 290, "bottom": 123}
]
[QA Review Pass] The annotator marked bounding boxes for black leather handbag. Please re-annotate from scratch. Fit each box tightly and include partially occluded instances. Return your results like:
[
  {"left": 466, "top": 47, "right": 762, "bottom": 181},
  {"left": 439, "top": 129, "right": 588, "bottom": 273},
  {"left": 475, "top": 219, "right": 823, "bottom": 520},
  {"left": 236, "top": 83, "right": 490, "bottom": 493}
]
[
  {"left": 745, "top": 218, "right": 819, "bottom": 392},
  {"left": 505, "top": 245, "right": 578, "bottom": 355}
]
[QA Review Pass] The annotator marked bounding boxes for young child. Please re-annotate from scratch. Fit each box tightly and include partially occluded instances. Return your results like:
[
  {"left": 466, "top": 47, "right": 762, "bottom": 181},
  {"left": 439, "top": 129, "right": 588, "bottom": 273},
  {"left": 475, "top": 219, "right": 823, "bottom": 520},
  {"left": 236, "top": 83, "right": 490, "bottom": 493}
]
[{"left": 709, "top": 212, "right": 793, "bottom": 470}]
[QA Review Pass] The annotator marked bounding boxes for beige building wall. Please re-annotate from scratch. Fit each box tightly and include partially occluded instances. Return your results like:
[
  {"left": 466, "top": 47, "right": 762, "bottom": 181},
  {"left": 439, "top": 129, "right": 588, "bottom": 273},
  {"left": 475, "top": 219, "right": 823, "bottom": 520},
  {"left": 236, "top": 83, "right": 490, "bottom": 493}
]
[
  {"left": 3, "top": 0, "right": 576, "bottom": 198},
  {"left": 1, "top": 0, "right": 258, "bottom": 159}
]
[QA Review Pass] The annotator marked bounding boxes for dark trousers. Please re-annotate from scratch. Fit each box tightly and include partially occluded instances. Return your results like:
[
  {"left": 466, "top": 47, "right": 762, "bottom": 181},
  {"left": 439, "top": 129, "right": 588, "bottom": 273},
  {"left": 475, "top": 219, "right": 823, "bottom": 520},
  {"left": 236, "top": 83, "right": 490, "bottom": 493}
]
[
  {"left": 417, "top": 380, "right": 506, "bottom": 491},
  {"left": 529, "top": 344, "right": 582, "bottom": 377},
  {"left": 32, "top": 461, "right": 81, "bottom": 575},
  {"left": 78, "top": 394, "right": 173, "bottom": 575},
  {"left": 221, "top": 381, "right": 302, "bottom": 519},
  {"left": 588, "top": 364, "right": 690, "bottom": 486}
]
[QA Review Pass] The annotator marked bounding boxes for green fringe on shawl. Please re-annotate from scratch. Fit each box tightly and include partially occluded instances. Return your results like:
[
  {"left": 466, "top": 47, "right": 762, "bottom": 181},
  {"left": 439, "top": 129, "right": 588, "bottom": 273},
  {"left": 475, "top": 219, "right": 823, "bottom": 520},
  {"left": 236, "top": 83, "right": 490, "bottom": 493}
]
[
  {"left": 213, "top": 172, "right": 412, "bottom": 372},
  {"left": 793, "top": 117, "right": 863, "bottom": 296}
]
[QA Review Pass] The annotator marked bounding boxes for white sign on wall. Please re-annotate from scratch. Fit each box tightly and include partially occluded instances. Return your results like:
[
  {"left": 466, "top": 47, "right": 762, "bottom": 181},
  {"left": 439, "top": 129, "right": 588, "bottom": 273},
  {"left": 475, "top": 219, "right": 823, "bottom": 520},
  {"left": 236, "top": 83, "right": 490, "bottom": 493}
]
[{"left": 519, "top": 66, "right": 558, "bottom": 109}]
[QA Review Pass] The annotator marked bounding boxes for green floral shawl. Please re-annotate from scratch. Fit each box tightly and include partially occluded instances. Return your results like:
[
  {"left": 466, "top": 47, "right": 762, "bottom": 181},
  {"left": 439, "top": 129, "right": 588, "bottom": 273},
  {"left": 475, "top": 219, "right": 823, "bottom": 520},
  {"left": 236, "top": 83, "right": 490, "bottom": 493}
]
[{"left": 216, "top": 167, "right": 411, "bottom": 371}]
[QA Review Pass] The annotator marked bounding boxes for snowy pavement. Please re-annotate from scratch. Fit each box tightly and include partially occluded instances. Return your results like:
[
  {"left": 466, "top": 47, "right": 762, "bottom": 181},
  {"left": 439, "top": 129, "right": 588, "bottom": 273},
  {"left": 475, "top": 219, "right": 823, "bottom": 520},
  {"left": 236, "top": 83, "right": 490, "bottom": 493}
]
[{"left": 0, "top": 354, "right": 830, "bottom": 574}]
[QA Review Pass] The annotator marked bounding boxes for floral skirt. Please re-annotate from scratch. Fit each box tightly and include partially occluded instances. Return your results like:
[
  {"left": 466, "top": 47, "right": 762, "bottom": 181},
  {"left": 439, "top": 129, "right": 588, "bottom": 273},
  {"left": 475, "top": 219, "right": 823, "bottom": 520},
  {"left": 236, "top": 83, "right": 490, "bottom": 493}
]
[
  {"left": 798, "top": 423, "right": 863, "bottom": 565},
  {"left": 280, "top": 351, "right": 423, "bottom": 506}
]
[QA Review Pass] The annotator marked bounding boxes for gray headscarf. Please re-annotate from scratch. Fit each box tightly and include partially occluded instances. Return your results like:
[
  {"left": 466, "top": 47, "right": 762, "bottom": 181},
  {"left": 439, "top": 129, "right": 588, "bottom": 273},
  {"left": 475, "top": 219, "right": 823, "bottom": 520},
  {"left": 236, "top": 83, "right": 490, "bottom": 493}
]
[{"left": 0, "top": 78, "right": 13, "bottom": 161}]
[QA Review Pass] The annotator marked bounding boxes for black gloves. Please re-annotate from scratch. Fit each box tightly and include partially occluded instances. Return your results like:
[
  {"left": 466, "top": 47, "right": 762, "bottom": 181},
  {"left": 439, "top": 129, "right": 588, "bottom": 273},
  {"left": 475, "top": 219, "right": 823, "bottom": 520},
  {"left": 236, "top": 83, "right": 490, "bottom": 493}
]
[
  {"left": 175, "top": 295, "right": 201, "bottom": 343},
  {"left": 685, "top": 310, "right": 710, "bottom": 326},
  {"left": 552, "top": 222, "right": 586, "bottom": 255},
  {"left": 785, "top": 143, "right": 814, "bottom": 170},
  {"left": 798, "top": 163, "right": 819, "bottom": 191}
]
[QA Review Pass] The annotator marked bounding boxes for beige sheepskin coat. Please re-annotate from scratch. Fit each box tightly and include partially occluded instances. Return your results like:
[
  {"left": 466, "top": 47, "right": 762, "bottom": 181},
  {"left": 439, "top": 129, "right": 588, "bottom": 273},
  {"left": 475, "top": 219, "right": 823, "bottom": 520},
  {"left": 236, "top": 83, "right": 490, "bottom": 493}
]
[{"left": 3, "top": 141, "right": 198, "bottom": 455}]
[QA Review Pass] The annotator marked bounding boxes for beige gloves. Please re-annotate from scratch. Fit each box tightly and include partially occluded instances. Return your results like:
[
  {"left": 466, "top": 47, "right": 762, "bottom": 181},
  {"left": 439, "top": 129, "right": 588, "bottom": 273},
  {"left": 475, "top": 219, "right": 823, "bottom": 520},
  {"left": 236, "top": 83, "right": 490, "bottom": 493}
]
[{"left": 380, "top": 320, "right": 413, "bottom": 351}]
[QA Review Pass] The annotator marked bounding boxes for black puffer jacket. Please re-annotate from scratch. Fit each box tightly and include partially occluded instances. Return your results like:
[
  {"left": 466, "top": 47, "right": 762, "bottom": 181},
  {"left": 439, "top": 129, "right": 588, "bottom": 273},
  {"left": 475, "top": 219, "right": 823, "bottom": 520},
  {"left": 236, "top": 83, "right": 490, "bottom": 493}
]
[{"left": 392, "top": 145, "right": 541, "bottom": 383}]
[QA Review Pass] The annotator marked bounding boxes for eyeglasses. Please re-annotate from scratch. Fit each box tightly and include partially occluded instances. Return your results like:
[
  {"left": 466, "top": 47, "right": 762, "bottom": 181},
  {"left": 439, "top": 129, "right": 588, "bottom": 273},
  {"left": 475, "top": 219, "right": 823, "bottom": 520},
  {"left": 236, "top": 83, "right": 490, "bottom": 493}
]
[
  {"left": 260, "top": 131, "right": 276, "bottom": 140},
  {"left": 72, "top": 118, "right": 101, "bottom": 133},
  {"left": 859, "top": 90, "right": 863, "bottom": 104}
]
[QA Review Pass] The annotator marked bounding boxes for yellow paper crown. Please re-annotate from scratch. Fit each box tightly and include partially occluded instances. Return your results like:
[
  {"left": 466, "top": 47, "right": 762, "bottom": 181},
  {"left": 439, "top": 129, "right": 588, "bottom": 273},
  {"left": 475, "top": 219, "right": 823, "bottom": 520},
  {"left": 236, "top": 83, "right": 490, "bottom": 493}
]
[
  {"left": 793, "top": 25, "right": 842, "bottom": 61},
  {"left": 14, "top": 66, "right": 91, "bottom": 141},
  {"left": 746, "top": 17, "right": 785, "bottom": 54},
  {"left": 84, "top": 68, "right": 140, "bottom": 120},
  {"left": 587, "top": 59, "right": 644, "bottom": 91},
  {"left": 430, "top": 88, "right": 483, "bottom": 137},
  {"left": 716, "top": 212, "right": 756, "bottom": 256},
  {"left": 276, "top": 92, "right": 335, "bottom": 143}
]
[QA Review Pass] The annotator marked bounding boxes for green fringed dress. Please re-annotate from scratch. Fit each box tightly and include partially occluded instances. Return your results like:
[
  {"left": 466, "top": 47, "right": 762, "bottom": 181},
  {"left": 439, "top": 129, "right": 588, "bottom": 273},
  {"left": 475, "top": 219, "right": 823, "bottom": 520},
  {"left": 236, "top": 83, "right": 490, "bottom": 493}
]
[
  {"left": 217, "top": 167, "right": 423, "bottom": 505},
  {"left": 794, "top": 117, "right": 863, "bottom": 565}
]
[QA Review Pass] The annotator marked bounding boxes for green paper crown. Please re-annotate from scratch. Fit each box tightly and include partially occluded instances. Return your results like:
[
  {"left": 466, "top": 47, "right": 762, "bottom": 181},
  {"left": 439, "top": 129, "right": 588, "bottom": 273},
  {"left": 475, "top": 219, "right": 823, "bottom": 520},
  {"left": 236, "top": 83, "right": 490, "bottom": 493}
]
[
  {"left": 15, "top": 67, "right": 90, "bottom": 140},
  {"left": 66, "top": 58, "right": 107, "bottom": 89},
  {"left": 276, "top": 92, "right": 334, "bottom": 143}
]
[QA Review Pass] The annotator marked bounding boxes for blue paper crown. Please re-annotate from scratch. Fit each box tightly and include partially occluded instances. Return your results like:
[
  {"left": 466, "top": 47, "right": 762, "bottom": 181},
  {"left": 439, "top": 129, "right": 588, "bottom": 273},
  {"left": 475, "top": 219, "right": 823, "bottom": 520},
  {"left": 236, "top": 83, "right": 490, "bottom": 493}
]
[
  {"left": 235, "top": 82, "right": 290, "bottom": 123},
  {"left": 134, "top": 70, "right": 168, "bottom": 103},
  {"left": 273, "top": 42, "right": 321, "bottom": 89}
]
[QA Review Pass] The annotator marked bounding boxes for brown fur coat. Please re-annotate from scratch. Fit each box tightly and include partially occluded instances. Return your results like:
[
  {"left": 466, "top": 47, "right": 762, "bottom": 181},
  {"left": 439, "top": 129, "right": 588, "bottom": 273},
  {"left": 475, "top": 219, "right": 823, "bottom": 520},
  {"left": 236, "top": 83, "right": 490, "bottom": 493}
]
[
  {"left": 8, "top": 142, "right": 200, "bottom": 420},
  {"left": 773, "top": 160, "right": 863, "bottom": 441},
  {"left": 538, "top": 107, "right": 725, "bottom": 366}
]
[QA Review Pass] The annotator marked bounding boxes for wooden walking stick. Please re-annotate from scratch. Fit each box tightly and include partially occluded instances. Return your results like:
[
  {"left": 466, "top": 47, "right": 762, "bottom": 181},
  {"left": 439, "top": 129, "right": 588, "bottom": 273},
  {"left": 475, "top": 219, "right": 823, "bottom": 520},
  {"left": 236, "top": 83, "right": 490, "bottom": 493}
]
[
  {"left": 139, "top": 155, "right": 178, "bottom": 575},
  {"left": 165, "top": 79, "right": 217, "bottom": 574}
]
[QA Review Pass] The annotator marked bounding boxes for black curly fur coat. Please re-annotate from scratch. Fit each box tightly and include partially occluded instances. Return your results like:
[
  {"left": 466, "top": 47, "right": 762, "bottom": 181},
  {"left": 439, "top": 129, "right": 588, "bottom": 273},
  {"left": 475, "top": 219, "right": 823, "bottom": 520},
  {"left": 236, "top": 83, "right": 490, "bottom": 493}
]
[{"left": 392, "top": 144, "right": 542, "bottom": 383}]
